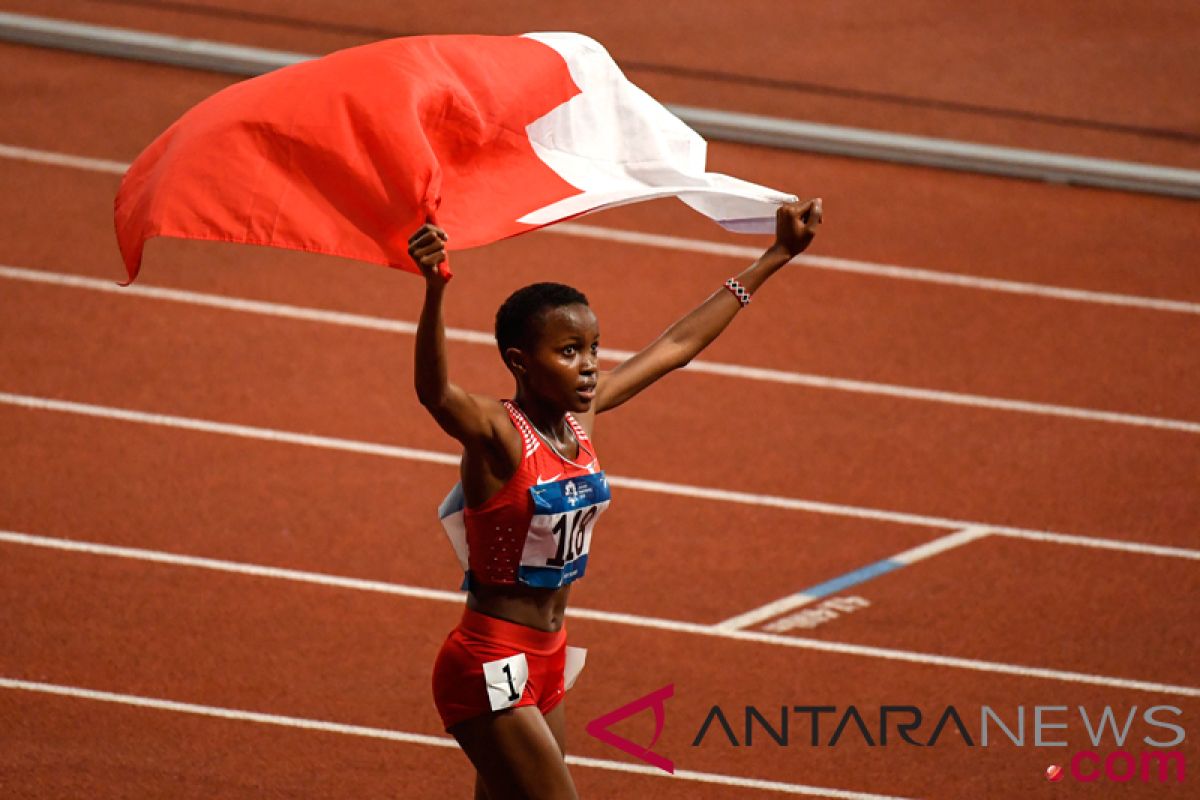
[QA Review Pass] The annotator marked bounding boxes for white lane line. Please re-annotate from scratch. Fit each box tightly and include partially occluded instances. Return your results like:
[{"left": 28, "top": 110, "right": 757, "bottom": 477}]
[
  {"left": 3, "top": 391, "right": 1198, "bottom": 562},
  {"left": 551, "top": 223, "right": 1200, "bottom": 316},
  {"left": 0, "top": 677, "right": 457, "bottom": 748},
  {"left": 4, "top": 141, "right": 1199, "bottom": 316},
  {"left": 576, "top": 753, "right": 916, "bottom": 800},
  {"left": 3, "top": 530, "right": 1198, "bottom": 698},
  {"left": 602, "top": 472, "right": 1200, "bottom": 560},
  {"left": 0, "top": 390, "right": 458, "bottom": 466},
  {"left": 990, "top": 527, "right": 1200, "bottom": 556},
  {"left": 0, "top": 678, "right": 912, "bottom": 800},
  {"left": 0, "top": 530, "right": 463, "bottom": 604},
  {"left": 6, "top": 10, "right": 1200, "bottom": 199},
  {"left": 5, "top": 264, "right": 1200, "bottom": 436},
  {"left": 0, "top": 143, "right": 129, "bottom": 174},
  {"left": 0, "top": 264, "right": 486, "bottom": 343},
  {"left": 888, "top": 526, "right": 991, "bottom": 565},
  {"left": 717, "top": 528, "right": 991, "bottom": 631}
]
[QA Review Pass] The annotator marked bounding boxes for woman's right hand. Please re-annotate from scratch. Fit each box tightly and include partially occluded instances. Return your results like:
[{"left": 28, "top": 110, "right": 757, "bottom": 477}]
[{"left": 408, "top": 223, "right": 449, "bottom": 282}]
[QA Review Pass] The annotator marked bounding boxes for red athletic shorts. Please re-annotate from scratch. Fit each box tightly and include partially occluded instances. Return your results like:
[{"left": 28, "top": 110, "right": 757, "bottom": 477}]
[{"left": 432, "top": 607, "right": 567, "bottom": 731}]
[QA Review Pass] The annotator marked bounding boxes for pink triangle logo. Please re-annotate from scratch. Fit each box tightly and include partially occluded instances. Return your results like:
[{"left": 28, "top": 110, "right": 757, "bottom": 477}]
[{"left": 585, "top": 684, "right": 674, "bottom": 774}]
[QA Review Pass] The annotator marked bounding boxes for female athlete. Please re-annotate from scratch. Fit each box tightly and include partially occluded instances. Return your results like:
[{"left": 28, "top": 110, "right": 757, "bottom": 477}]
[{"left": 410, "top": 198, "right": 822, "bottom": 799}]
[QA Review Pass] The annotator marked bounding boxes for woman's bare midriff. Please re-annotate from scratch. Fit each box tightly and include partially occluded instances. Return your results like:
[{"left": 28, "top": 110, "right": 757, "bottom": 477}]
[{"left": 466, "top": 581, "right": 572, "bottom": 632}]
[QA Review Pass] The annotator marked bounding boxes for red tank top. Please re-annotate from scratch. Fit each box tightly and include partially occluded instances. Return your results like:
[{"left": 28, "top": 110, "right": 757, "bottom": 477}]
[{"left": 438, "top": 400, "right": 611, "bottom": 588}]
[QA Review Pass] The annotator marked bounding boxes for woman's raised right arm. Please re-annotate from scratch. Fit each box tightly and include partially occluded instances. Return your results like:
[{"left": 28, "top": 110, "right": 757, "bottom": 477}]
[{"left": 410, "top": 224, "right": 499, "bottom": 445}]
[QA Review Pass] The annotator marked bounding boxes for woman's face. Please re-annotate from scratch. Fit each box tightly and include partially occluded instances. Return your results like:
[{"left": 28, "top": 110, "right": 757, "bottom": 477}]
[{"left": 515, "top": 303, "right": 600, "bottom": 413}]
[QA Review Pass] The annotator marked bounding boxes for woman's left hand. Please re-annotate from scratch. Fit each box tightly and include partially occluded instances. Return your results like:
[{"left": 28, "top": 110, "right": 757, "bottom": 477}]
[{"left": 774, "top": 198, "right": 823, "bottom": 257}]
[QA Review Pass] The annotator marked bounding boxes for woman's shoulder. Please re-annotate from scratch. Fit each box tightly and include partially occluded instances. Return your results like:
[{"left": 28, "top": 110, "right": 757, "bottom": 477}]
[
  {"left": 459, "top": 394, "right": 518, "bottom": 431},
  {"left": 453, "top": 395, "right": 522, "bottom": 461}
]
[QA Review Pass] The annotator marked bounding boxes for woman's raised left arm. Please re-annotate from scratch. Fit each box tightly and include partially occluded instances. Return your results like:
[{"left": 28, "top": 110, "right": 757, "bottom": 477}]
[{"left": 592, "top": 198, "right": 822, "bottom": 414}]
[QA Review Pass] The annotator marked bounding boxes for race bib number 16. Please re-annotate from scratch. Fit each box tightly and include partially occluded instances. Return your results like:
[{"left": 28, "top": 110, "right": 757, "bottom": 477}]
[{"left": 519, "top": 473, "right": 611, "bottom": 589}]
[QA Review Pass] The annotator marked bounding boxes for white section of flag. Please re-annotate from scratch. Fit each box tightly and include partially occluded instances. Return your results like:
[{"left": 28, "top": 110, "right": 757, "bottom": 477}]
[{"left": 519, "top": 32, "right": 796, "bottom": 231}]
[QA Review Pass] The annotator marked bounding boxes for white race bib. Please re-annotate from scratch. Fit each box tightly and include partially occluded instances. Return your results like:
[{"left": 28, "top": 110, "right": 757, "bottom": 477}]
[
  {"left": 437, "top": 472, "right": 611, "bottom": 590},
  {"left": 482, "top": 653, "right": 529, "bottom": 711},
  {"left": 519, "top": 472, "right": 610, "bottom": 589}
]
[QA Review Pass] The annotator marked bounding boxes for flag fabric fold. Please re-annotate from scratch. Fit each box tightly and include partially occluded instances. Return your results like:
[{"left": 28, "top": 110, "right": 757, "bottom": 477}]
[{"left": 114, "top": 31, "right": 795, "bottom": 283}]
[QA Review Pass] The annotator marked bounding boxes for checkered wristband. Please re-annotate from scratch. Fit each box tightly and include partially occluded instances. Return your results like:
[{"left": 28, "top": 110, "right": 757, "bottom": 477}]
[{"left": 723, "top": 278, "right": 752, "bottom": 307}]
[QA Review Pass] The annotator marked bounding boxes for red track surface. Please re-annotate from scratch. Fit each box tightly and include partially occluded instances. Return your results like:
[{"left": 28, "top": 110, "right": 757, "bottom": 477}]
[{"left": 1, "top": 3, "right": 1198, "bottom": 798}]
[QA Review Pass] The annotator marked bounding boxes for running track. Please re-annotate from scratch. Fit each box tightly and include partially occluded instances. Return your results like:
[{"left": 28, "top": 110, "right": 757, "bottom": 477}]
[{"left": 1, "top": 2, "right": 1197, "bottom": 798}]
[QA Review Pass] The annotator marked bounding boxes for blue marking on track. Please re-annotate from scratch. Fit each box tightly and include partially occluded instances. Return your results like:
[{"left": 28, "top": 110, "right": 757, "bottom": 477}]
[{"left": 800, "top": 558, "right": 904, "bottom": 599}]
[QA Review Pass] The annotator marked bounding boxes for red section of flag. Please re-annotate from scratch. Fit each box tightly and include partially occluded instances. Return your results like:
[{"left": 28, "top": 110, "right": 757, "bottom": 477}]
[{"left": 114, "top": 35, "right": 582, "bottom": 283}]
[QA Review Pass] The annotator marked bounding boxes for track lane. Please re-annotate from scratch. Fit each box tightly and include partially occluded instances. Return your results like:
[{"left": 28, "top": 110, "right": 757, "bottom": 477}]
[
  {"left": 5, "top": 0, "right": 1199, "bottom": 168},
  {"left": 0, "top": 404, "right": 942, "bottom": 625},
  {"left": 749, "top": 535, "right": 1200, "bottom": 688},
  {"left": 5, "top": 691, "right": 893, "bottom": 800},
  {"left": 2, "top": 8, "right": 1197, "bottom": 799},
  {"left": 0, "top": 691, "right": 476, "bottom": 800},
  {"left": 4, "top": 160, "right": 1200, "bottom": 426},
  {"left": 3, "top": 279, "right": 1198, "bottom": 545},
  {"left": 3, "top": 543, "right": 1196, "bottom": 800},
  {"left": 2, "top": 42, "right": 1200, "bottom": 303}
]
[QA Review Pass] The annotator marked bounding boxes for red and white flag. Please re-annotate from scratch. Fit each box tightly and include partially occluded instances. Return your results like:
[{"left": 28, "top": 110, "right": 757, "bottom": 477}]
[{"left": 114, "top": 32, "right": 795, "bottom": 283}]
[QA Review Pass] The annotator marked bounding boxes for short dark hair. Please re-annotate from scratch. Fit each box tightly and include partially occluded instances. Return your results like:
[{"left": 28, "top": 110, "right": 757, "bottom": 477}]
[{"left": 495, "top": 282, "right": 589, "bottom": 357}]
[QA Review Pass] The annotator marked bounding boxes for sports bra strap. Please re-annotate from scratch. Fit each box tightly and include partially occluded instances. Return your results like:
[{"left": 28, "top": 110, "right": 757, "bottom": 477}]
[
  {"left": 501, "top": 400, "right": 540, "bottom": 458},
  {"left": 565, "top": 412, "right": 591, "bottom": 443},
  {"left": 503, "top": 399, "right": 594, "bottom": 465}
]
